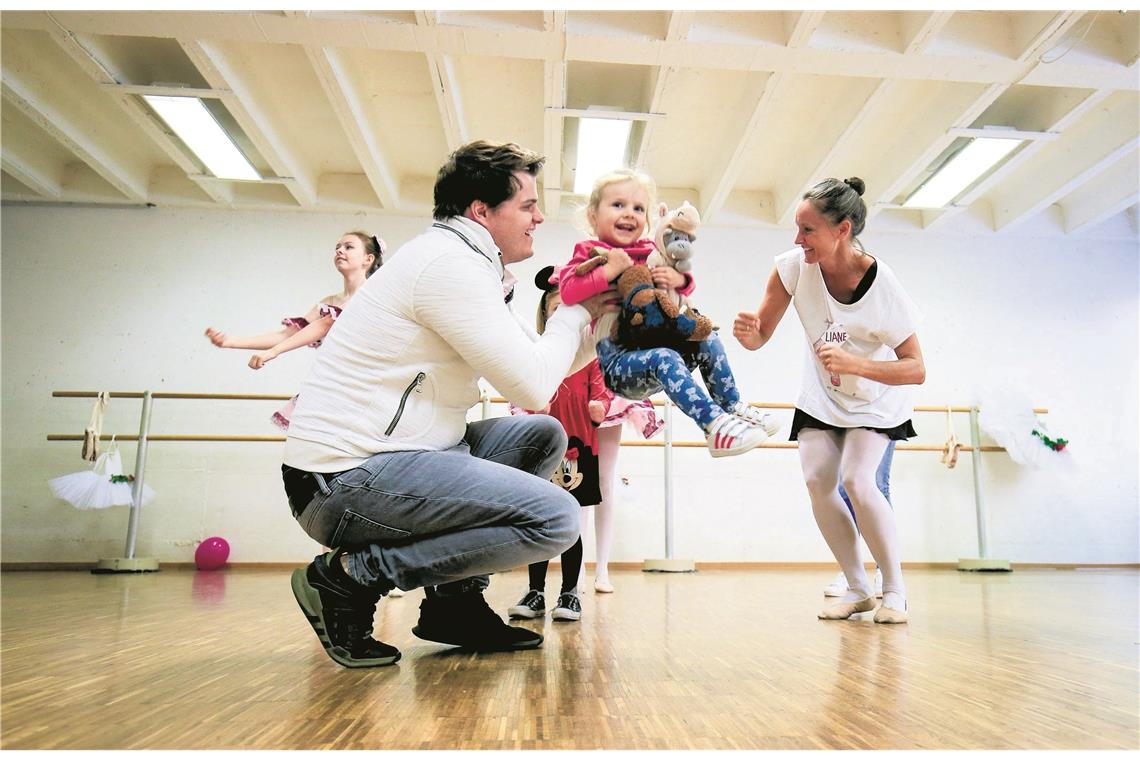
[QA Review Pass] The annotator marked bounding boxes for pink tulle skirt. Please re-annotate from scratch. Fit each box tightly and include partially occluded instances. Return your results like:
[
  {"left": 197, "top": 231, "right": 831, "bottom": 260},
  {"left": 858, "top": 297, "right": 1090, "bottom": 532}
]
[
  {"left": 272, "top": 395, "right": 297, "bottom": 431},
  {"left": 599, "top": 395, "right": 663, "bottom": 439}
]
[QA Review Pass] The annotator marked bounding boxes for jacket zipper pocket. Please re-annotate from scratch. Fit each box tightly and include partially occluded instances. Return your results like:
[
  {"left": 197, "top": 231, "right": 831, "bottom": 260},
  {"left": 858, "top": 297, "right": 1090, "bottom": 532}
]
[{"left": 385, "top": 372, "right": 426, "bottom": 435}]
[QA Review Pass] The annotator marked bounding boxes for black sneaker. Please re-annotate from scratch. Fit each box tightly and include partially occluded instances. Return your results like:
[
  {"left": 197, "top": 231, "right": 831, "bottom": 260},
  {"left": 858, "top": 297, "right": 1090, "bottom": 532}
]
[
  {"left": 507, "top": 589, "right": 546, "bottom": 619},
  {"left": 551, "top": 592, "right": 582, "bottom": 621},
  {"left": 290, "top": 552, "right": 401, "bottom": 668},
  {"left": 412, "top": 590, "right": 544, "bottom": 651}
]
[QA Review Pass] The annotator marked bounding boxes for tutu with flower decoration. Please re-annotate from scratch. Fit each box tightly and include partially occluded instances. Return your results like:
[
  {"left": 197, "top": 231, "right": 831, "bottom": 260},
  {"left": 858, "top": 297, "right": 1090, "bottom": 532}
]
[
  {"left": 977, "top": 386, "right": 1070, "bottom": 468},
  {"left": 49, "top": 441, "right": 156, "bottom": 510}
]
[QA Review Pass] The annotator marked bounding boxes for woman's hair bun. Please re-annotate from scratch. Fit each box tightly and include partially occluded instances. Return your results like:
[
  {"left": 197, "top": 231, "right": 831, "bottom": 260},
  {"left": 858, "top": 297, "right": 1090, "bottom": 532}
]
[{"left": 843, "top": 177, "right": 865, "bottom": 196}]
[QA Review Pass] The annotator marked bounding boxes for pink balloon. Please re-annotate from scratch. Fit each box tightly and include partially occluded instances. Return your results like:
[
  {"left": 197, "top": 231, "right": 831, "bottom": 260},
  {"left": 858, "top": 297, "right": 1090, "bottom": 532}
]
[{"left": 194, "top": 536, "right": 230, "bottom": 571}]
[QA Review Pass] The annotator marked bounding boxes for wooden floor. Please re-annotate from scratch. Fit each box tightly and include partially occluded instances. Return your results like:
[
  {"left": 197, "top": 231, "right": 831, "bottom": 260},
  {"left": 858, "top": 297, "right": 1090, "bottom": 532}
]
[{"left": 1, "top": 566, "right": 1137, "bottom": 750}]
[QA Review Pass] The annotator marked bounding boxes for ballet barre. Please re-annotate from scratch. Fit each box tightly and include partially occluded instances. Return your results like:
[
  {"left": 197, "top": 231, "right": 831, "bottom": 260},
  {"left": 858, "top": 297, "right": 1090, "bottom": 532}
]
[
  {"left": 49, "top": 391, "right": 1047, "bottom": 574},
  {"left": 478, "top": 394, "right": 1047, "bottom": 573}
]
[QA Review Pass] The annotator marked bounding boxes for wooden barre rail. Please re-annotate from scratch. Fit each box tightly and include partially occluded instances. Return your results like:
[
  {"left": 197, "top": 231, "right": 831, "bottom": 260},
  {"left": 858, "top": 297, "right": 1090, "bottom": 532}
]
[
  {"left": 51, "top": 391, "right": 1049, "bottom": 415},
  {"left": 47, "top": 391, "right": 1041, "bottom": 452},
  {"left": 45, "top": 434, "right": 1005, "bottom": 452},
  {"left": 48, "top": 389, "right": 1035, "bottom": 570},
  {"left": 52, "top": 391, "right": 294, "bottom": 401}
]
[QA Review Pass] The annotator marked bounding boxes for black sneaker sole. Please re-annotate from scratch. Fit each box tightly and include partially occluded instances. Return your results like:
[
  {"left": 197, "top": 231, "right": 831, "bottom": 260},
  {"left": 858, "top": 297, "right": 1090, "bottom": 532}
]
[
  {"left": 410, "top": 625, "right": 544, "bottom": 652},
  {"left": 291, "top": 568, "right": 401, "bottom": 668},
  {"left": 507, "top": 607, "right": 545, "bottom": 619}
]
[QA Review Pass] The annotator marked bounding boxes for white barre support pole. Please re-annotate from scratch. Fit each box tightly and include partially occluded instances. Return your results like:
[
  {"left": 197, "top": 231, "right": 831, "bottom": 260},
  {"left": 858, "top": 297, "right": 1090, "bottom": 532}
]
[
  {"left": 958, "top": 405, "right": 1010, "bottom": 572},
  {"left": 643, "top": 397, "right": 695, "bottom": 572},
  {"left": 93, "top": 390, "right": 159, "bottom": 573}
]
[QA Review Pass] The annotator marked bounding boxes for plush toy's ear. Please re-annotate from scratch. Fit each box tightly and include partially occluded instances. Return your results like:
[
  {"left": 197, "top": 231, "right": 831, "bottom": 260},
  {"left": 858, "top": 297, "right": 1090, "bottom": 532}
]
[{"left": 658, "top": 202, "right": 668, "bottom": 220}]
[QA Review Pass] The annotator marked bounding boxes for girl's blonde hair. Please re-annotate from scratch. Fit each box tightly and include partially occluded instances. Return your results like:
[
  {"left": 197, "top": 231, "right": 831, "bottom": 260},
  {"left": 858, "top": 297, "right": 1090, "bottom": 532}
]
[{"left": 577, "top": 168, "right": 658, "bottom": 238}]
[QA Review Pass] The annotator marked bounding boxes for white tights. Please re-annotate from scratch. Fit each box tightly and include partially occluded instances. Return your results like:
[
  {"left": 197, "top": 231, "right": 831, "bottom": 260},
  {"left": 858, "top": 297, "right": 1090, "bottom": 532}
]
[
  {"left": 580, "top": 424, "right": 622, "bottom": 585},
  {"left": 798, "top": 427, "right": 905, "bottom": 599}
]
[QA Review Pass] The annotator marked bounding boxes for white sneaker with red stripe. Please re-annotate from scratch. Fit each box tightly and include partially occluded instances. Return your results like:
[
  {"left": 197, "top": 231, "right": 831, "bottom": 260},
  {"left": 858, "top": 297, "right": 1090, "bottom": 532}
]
[
  {"left": 730, "top": 401, "right": 781, "bottom": 437},
  {"left": 705, "top": 413, "right": 771, "bottom": 458}
]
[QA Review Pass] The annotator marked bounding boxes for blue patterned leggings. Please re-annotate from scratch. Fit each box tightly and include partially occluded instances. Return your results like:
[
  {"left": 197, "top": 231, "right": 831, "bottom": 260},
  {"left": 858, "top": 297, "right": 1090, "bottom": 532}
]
[{"left": 596, "top": 334, "right": 740, "bottom": 430}]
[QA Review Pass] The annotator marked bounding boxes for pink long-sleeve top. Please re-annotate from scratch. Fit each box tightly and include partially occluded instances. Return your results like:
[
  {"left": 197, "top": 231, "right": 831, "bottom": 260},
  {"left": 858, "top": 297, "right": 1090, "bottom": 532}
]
[{"left": 554, "top": 239, "right": 696, "bottom": 306}]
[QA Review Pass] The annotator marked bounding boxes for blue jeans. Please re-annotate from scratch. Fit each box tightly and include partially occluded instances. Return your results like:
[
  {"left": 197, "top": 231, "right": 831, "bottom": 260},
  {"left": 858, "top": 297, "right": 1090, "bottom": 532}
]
[
  {"left": 596, "top": 333, "right": 740, "bottom": 430},
  {"left": 287, "top": 415, "right": 580, "bottom": 592},
  {"left": 839, "top": 439, "right": 895, "bottom": 524}
]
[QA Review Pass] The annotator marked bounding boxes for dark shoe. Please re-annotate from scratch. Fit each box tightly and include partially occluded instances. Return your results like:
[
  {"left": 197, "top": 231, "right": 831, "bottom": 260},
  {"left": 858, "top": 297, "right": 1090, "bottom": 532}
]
[
  {"left": 551, "top": 592, "right": 582, "bottom": 622},
  {"left": 412, "top": 590, "right": 544, "bottom": 651},
  {"left": 291, "top": 552, "right": 401, "bottom": 668},
  {"left": 507, "top": 589, "right": 546, "bottom": 619}
]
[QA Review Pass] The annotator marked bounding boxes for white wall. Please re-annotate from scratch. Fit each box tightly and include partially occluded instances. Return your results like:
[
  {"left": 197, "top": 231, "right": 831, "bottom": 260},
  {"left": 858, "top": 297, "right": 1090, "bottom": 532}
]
[{"left": 2, "top": 204, "right": 1137, "bottom": 566}]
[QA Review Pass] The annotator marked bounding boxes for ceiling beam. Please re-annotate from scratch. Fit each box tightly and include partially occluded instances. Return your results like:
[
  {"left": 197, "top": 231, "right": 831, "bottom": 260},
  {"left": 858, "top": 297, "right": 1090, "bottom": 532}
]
[
  {"left": 178, "top": 39, "right": 317, "bottom": 207},
  {"left": 1, "top": 148, "right": 63, "bottom": 199},
  {"left": 16, "top": 11, "right": 1137, "bottom": 92},
  {"left": 633, "top": 11, "right": 693, "bottom": 171},
  {"left": 774, "top": 12, "right": 956, "bottom": 227},
  {"left": 901, "top": 11, "right": 955, "bottom": 55},
  {"left": 866, "top": 11, "right": 1086, "bottom": 221},
  {"left": 1061, "top": 155, "right": 1139, "bottom": 234},
  {"left": 700, "top": 11, "right": 825, "bottom": 223},
  {"left": 542, "top": 10, "right": 566, "bottom": 219},
  {"left": 415, "top": 10, "right": 468, "bottom": 152},
  {"left": 46, "top": 24, "right": 233, "bottom": 206},
  {"left": 992, "top": 132, "right": 1139, "bottom": 231},
  {"left": 0, "top": 74, "right": 149, "bottom": 203},
  {"left": 303, "top": 45, "right": 399, "bottom": 210}
]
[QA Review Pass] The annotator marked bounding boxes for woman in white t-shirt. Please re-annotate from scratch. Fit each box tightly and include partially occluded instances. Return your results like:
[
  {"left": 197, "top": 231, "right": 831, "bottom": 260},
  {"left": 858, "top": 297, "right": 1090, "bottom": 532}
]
[{"left": 733, "top": 177, "right": 925, "bottom": 624}]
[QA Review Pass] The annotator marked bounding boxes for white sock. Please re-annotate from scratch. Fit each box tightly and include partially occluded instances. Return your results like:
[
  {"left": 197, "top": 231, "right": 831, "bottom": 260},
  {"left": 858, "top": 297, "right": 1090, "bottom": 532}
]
[{"left": 880, "top": 591, "right": 906, "bottom": 611}]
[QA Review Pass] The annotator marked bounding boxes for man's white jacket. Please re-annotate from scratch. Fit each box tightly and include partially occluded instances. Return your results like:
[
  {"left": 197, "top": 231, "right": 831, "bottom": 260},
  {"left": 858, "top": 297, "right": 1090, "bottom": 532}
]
[{"left": 284, "top": 216, "right": 596, "bottom": 472}]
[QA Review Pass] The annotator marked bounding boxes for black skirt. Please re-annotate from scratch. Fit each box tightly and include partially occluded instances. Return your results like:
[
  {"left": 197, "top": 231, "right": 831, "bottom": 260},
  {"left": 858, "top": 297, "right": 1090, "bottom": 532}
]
[{"left": 789, "top": 408, "right": 916, "bottom": 442}]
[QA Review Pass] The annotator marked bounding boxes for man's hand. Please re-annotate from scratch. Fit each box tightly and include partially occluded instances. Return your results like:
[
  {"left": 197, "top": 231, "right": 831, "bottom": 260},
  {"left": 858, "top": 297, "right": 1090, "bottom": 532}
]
[{"left": 580, "top": 288, "right": 620, "bottom": 321}]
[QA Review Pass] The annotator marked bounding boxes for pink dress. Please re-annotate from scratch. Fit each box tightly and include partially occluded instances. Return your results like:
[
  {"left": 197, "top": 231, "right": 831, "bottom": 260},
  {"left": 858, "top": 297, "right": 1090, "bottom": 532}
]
[{"left": 271, "top": 303, "right": 343, "bottom": 430}]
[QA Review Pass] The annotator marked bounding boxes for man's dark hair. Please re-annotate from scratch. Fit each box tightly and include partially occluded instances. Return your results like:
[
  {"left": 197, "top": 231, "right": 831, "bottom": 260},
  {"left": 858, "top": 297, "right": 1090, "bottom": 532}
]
[{"left": 433, "top": 140, "right": 545, "bottom": 220}]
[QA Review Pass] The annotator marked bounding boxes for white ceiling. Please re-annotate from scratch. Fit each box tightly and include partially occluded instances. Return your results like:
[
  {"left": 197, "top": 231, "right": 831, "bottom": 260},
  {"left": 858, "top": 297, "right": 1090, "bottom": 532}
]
[{"left": 2, "top": 9, "right": 1137, "bottom": 239}]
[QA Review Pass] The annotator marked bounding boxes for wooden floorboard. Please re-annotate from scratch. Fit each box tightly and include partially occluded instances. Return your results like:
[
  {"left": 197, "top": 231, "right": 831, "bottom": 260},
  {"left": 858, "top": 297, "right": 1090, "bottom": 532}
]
[{"left": 1, "top": 567, "right": 1137, "bottom": 750}]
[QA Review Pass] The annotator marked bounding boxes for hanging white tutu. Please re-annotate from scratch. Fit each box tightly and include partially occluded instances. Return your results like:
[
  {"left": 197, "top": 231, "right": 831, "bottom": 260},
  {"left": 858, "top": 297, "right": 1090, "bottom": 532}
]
[
  {"left": 977, "top": 386, "right": 1069, "bottom": 468},
  {"left": 49, "top": 445, "right": 156, "bottom": 510}
]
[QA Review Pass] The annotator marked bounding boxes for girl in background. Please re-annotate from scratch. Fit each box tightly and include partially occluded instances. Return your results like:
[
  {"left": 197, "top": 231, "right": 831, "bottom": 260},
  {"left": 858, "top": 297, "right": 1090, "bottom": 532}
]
[{"left": 204, "top": 231, "right": 385, "bottom": 428}]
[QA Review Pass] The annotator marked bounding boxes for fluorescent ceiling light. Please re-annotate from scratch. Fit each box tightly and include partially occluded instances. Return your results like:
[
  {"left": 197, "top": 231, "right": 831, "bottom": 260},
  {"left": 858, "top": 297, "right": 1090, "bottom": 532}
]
[
  {"left": 143, "top": 95, "right": 260, "bottom": 181},
  {"left": 903, "top": 137, "right": 1022, "bottom": 209},
  {"left": 573, "top": 116, "right": 633, "bottom": 195}
]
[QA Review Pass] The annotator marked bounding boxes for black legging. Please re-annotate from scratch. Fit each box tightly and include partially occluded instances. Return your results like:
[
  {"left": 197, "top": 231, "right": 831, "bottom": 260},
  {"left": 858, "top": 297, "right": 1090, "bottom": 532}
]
[{"left": 528, "top": 535, "right": 583, "bottom": 595}]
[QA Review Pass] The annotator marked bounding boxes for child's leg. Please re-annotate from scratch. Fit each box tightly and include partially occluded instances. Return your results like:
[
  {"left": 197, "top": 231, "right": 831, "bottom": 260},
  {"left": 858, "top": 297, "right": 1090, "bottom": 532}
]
[
  {"left": 603, "top": 344, "right": 724, "bottom": 429},
  {"left": 559, "top": 536, "right": 584, "bottom": 594},
  {"left": 877, "top": 440, "right": 896, "bottom": 506},
  {"left": 528, "top": 561, "right": 548, "bottom": 592},
  {"left": 682, "top": 332, "right": 742, "bottom": 412},
  {"left": 593, "top": 425, "right": 622, "bottom": 589}
]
